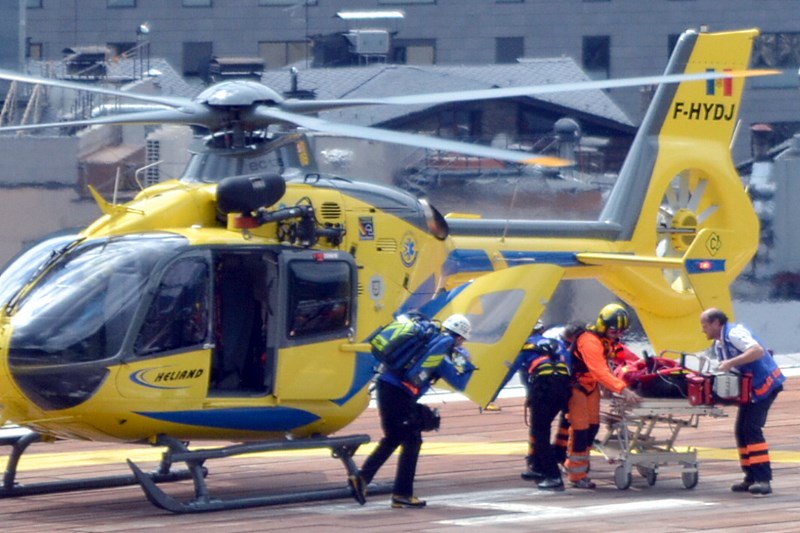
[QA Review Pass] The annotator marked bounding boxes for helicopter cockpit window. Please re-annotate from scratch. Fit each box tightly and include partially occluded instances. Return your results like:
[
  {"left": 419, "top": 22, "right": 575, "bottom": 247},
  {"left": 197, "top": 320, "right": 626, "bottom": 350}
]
[
  {"left": 286, "top": 260, "right": 352, "bottom": 339},
  {"left": 9, "top": 235, "right": 187, "bottom": 365},
  {"left": 134, "top": 257, "right": 210, "bottom": 356}
]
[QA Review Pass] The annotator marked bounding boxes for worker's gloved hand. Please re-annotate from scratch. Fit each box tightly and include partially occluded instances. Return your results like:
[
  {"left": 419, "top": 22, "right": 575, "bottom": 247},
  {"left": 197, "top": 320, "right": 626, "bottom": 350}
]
[
  {"left": 453, "top": 347, "right": 475, "bottom": 374},
  {"left": 621, "top": 387, "right": 641, "bottom": 405}
]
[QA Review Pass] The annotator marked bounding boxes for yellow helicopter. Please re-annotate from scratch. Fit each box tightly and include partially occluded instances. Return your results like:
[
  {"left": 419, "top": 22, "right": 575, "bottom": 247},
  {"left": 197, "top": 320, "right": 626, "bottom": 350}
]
[{"left": 0, "top": 28, "right": 771, "bottom": 512}]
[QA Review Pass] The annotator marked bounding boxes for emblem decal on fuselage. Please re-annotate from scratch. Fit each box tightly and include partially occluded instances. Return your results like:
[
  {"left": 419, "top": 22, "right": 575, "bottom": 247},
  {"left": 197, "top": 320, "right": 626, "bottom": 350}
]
[
  {"left": 400, "top": 233, "right": 418, "bottom": 267},
  {"left": 369, "top": 274, "right": 385, "bottom": 301},
  {"left": 705, "top": 231, "right": 721, "bottom": 256},
  {"left": 359, "top": 216, "right": 375, "bottom": 240},
  {"left": 130, "top": 366, "right": 205, "bottom": 390}
]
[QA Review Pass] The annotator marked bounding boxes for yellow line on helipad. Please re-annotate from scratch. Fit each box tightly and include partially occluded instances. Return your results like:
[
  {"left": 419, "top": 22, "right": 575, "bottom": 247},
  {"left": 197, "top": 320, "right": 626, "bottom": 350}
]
[{"left": 2, "top": 442, "right": 799, "bottom": 472}]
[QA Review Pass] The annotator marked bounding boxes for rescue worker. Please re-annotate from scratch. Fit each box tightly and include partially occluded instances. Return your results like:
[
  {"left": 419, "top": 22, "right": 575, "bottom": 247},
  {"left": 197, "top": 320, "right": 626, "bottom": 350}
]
[
  {"left": 350, "top": 314, "right": 476, "bottom": 508},
  {"left": 700, "top": 308, "right": 785, "bottom": 495},
  {"left": 565, "top": 304, "right": 641, "bottom": 488},
  {"left": 524, "top": 337, "right": 572, "bottom": 490},
  {"left": 519, "top": 322, "right": 573, "bottom": 481}
]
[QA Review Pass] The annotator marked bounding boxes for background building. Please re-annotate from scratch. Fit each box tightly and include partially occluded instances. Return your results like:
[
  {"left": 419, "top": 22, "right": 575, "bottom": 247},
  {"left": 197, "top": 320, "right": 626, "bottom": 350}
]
[{"left": 15, "top": 0, "right": 800, "bottom": 161}]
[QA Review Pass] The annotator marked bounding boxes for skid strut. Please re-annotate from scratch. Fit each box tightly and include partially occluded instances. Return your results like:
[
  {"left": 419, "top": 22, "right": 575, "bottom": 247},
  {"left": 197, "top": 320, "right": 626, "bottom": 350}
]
[
  {"left": 0, "top": 430, "right": 195, "bottom": 498},
  {"left": 128, "top": 433, "right": 390, "bottom": 513}
]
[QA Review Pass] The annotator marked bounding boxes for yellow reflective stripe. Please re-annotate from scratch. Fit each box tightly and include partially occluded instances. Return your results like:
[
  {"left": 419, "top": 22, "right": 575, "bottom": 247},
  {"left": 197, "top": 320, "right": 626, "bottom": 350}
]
[{"left": 422, "top": 355, "right": 444, "bottom": 368}]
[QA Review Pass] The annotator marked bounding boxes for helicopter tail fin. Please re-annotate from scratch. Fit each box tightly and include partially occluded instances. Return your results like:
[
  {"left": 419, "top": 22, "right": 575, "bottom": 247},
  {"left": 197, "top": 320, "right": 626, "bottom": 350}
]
[{"left": 592, "top": 29, "right": 761, "bottom": 352}]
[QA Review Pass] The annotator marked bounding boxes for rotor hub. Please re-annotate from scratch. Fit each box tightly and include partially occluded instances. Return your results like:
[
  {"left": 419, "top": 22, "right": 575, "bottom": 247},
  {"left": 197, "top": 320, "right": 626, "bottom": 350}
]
[{"left": 669, "top": 208, "right": 698, "bottom": 252}]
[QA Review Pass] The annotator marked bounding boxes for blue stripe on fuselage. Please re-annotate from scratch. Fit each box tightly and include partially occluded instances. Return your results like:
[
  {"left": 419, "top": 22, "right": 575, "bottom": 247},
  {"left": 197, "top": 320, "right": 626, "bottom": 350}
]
[
  {"left": 332, "top": 352, "right": 376, "bottom": 406},
  {"left": 442, "top": 249, "right": 494, "bottom": 277},
  {"left": 443, "top": 250, "right": 580, "bottom": 277},
  {"left": 135, "top": 407, "right": 319, "bottom": 432}
]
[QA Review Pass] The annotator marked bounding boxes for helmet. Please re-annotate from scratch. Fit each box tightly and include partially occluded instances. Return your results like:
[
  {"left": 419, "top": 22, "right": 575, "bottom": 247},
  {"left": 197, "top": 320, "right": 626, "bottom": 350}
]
[
  {"left": 595, "top": 303, "right": 630, "bottom": 335},
  {"left": 534, "top": 337, "right": 560, "bottom": 357},
  {"left": 443, "top": 314, "right": 472, "bottom": 340}
]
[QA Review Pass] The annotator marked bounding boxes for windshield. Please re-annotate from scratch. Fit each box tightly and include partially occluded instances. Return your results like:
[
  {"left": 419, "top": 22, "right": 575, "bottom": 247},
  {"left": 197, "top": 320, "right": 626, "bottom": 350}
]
[
  {"left": 0, "top": 233, "right": 80, "bottom": 309},
  {"left": 9, "top": 234, "right": 188, "bottom": 365}
]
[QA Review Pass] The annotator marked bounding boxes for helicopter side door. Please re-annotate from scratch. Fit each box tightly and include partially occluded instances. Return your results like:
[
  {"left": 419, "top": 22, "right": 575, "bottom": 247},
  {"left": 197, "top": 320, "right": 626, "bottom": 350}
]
[
  {"left": 208, "top": 249, "right": 277, "bottom": 396},
  {"left": 273, "top": 250, "right": 358, "bottom": 401}
]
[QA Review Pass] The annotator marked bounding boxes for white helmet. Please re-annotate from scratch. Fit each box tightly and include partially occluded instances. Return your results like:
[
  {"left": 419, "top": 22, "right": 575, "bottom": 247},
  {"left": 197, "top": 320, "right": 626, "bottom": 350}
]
[{"left": 443, "top": 314, "right": 472, "bottom": 340}]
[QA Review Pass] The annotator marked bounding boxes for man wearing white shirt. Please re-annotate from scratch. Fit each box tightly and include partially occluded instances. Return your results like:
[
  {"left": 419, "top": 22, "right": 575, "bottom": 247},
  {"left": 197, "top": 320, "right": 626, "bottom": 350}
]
[{"left": 700, "top": 308, "right": 785, "bottom": 496}]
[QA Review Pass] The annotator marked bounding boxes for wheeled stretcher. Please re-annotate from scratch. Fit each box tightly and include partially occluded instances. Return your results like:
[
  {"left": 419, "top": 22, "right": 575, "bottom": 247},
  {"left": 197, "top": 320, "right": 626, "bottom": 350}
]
[{"left": 596, "top": 397, "right": 726, "bottom": 490}]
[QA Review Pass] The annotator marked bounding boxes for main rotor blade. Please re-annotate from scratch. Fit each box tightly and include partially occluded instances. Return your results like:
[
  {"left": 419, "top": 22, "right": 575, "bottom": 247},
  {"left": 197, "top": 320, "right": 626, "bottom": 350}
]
[
  {"left": 0, "top": 69, "right": 192, "bottom": 108},
  {"left": 282, "top": 68, "right": 779, "bottom": 113},
  {"left": 0, "top": 107, "right": 220, "bottom": 133},
  {"left": 255, "top": 108, "right": 570, "bottom": 167}
]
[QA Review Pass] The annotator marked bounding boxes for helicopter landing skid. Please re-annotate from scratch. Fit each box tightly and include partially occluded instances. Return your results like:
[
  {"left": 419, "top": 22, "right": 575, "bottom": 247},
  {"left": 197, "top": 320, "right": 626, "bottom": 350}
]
[
  {"left": 128, "top": 433, "right": 390, "bottom": 513},
  {"left": 0, "top": 430, "right": 198, "bottom": 498}
]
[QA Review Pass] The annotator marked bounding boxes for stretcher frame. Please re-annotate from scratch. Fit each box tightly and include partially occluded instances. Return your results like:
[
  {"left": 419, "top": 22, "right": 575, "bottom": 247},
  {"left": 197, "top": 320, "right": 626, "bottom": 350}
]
[{"left": 596, "top": 397, "right": 726, "bottom": 490}]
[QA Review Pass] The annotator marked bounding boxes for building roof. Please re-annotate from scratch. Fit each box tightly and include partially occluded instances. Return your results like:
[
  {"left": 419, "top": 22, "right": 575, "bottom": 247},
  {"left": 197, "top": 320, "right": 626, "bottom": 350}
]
[
  {"left": 261, "top": 59, "right": 634, "bottom": 129},
  {"left": 26, "top": 57, "right": 201, "bottom": 100}
]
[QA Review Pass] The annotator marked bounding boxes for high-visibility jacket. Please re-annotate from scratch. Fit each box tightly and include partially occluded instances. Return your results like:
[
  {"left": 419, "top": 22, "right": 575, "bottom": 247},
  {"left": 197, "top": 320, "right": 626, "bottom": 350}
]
[
  {"left": 714, "top": 322, "right": 785, "bottom": 403},
  {"left": 571, "top": 330, "right": 628, "bottom": 394}
]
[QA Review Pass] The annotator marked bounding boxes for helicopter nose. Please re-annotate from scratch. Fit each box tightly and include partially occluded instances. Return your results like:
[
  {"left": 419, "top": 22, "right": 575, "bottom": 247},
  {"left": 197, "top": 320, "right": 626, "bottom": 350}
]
[{"left": 7, "top": 348, "right": 109, "bottom": 411}]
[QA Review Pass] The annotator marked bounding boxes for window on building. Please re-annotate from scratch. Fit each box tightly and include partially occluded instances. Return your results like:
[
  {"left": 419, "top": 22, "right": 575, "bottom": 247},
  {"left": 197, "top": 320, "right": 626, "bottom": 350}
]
[
  {"left": 108, "top": 42, "right": 136, "bottom": 59},
  {"left": 27, "top": 42, "right": 43, "bottom": 59},
  {"left": 438, "top": 109, "right": 483, "bottom": 140},
  {"left": 392, "top": 39, "right": 436, "bottom": 65},
  {"left": 754, "top": 32, "right": 800, "bottom": 68},
  {"left": 107, "top": 0, "right": 136, "bottom": 7},
  {"left": 26, "top": 0, "right": 43, "bottom": 8},
  {"left": 583, "top": 35, "right": 610, "bottom": 78},
  {"left": 667, "top": 33, "right": 680, "bottom": 58},
  {"left": 496, "top": 37, "right": 524, "bottom": 64},
  {"left": 183, "top": 0, "right": 212, "bottom": 6},
  {"left": 183, "top": 41, "right": 213, "bottom": 78},
  {"left": 258, "top": 0, "right": 317, "bottom": 5},
  {"left": 259, "top": 40, "right": 310, "bottom": 69}
]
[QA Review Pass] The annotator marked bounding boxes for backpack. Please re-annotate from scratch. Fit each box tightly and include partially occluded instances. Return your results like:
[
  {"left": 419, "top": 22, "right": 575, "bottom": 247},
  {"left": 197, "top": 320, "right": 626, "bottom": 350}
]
[{"left": 369, "top": 313, "right": 440, "bottom": 374}]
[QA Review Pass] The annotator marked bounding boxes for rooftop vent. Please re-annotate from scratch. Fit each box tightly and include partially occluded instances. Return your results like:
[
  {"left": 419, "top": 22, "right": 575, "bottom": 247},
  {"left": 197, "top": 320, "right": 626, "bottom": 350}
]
[{"left": 208, "top": 56, "right": 265, "bottom": 82}]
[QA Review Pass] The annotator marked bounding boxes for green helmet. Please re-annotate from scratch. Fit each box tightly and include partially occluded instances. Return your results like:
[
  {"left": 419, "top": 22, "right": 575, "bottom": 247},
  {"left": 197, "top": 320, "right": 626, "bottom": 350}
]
[{"left": 595, "top": 303, "right": 630, "bottom": 335}]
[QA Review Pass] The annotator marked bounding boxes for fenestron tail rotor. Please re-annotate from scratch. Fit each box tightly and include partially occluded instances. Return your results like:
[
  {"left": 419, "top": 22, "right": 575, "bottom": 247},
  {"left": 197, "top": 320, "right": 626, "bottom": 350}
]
[{"left": 656, "top": 169, "right": 720, "bottom": 292}]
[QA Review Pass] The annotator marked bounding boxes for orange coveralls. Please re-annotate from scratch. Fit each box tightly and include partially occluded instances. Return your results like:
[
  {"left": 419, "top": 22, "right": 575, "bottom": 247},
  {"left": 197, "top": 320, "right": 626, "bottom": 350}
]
[{"left": 565, "top": 331, "right": 629, "bottom": 483}]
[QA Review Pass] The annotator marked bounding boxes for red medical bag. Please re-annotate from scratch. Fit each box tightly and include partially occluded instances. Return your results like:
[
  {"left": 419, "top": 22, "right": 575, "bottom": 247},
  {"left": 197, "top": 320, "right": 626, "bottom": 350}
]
[
  {"left": 687, "top": 373, "right": 751, "bottom": 406},
  {"left": 687, "top": 374, "right": 713, "bottom": 405}
]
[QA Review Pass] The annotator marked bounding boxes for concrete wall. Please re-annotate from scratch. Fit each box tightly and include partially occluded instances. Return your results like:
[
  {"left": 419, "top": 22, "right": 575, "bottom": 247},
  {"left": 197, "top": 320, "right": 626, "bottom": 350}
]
[
  {"left": 0, "top": 0, "right": 20, "bottom": 71},
  {"left": 0, "top": 187, "right": 101, "bottom": 267},
  {"left": 0, "top": 136, "right": 79, "bottom": 184}
]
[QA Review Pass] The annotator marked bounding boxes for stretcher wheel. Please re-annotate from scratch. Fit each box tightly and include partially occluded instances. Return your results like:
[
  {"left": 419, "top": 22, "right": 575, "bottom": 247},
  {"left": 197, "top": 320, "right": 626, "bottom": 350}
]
[
  {"left": 635, "top": 465, "right": 657, "bottom": 486},
  {"left": 614, "top": 465, "right": 632, "bottom": 490},
  {"left": 644, "top": 469, "right": 657, "bottom": 486},
  {"left": 681, "top": 470, "right": 699, "bottom": 489}
]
